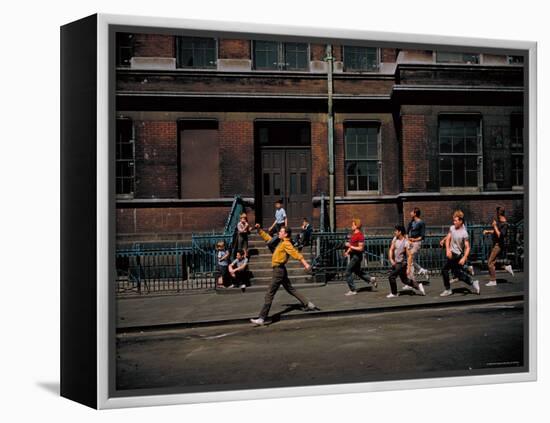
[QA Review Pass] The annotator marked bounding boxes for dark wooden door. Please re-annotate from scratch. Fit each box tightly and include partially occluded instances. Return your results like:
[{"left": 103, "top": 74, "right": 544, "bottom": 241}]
[{"left": 261, "top": 148, "right": 311, "bottom": 227}]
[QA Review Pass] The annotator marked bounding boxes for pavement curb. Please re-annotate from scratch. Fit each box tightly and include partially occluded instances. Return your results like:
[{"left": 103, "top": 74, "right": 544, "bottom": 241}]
[{"left": 117, "top": 293, "right": 524, "bottom": 335}]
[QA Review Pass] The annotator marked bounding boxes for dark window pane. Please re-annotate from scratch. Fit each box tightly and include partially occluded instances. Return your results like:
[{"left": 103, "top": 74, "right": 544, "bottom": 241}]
[
  {"left": 347, "top": 175, "right": 357, "bottom": 191},
  {"left": 177, "top": 37, "right": 216, "bottom": 68},
  {"left": 453, "top": 157, "right": 465, "bottom": 186},
  {"left": 440, "top": 156, "right": 452, "bottom": 171},
  {"left": 263, "top": 173, "right": 271, "bottom": 195},
  {"left": 273, "top": 173, "right": 281, "bottom": 196},
  {"left": 254, "top": 41, "right": 278, "bottom": 70},
  {"left": 465, "top": 171, "right": 478, "bottom": 187},
  {"left": 437, "top": 51, "right": 479, "bottom": 64},
  {"left": 284, "top": 42, "right": 308, "bottom": 70},
  {"left": 116, "top": 33, "right": 134, "bottom": 67},
  {"left": 344, "top": 46, "right": 378, "bottom": 71},
  {"left": 440, "top": 170, "right": 453, "bottom": 187},
  {"left": 465, "top": 137, "right": 478, "bottom": 153},
  {"left": 300, "top": 173, "right": 307, "bottom": 194}
]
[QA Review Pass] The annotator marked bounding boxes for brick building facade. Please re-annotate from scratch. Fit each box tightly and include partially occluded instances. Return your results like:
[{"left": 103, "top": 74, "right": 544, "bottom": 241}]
[{"left": 115, "top": 32, "right": 525, "bottom": 240}]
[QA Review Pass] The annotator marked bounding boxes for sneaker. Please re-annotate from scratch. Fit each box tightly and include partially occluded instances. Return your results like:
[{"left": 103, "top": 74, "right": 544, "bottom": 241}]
[
  {"left": 227, "top": 284, "right": 235, "bottom": 289},
  {"left": 472, "top": 280, "right": 480, "bottom": 295},
  {"left": 370, "top": 277, "right": 377, "bottom": 288},
  {"left": 420, "top": 268, "right": 430, "bottom": 280},
  {"left": 450, "top": 277, "right": 459, "bottom": 284},
  {"left": 467, "top": 265, "right": 475, "bottom": 276},
  {"left": 386, "top": 293, "right": 399, "bottom": 298},
  {"left": 305, "top": 301, "right": 318, "bottom": 311},
  {"left": 402, "top": 285, "right": 413, "bottom": 291},
  {"left": 417, "top": 283, "right": 426, "bottom": 296},
  {"left": 345, "top": 290, "right": 357, "bottom": 296},
  {"left": 504, "top": 265, "right": 514, "bottom": 277},
  {"left": 440, "top": 289, "right": 453, "bottom": 297},
  {"left": 250, "top": 318, "right": 265, "bottom": 326},
  {"left": 485, "top": 281, "right": 497, "bottom": 287}
]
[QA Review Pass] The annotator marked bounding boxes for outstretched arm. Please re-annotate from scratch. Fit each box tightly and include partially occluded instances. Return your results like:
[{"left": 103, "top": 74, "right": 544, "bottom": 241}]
[{"left": 255, "top": 224, "right": 273, "bottom": 243}]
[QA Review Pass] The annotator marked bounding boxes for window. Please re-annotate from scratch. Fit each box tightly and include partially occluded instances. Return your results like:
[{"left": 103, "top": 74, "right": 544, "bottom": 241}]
[
  {"left": 116, "top": 118, "right": 135, "bottom": 196},
  {"left": 343, "top": 46, "right": 379, "bottom": 72},
  {"left": 511, "top": 114, "right": 524, "bottom": 187},
  {"left": 507, "top": 55, "right": 524, "bottom": 65},
  {"left": 253, "top": 41, "right": 309, "bottom": 71},
  {"left": 116, "top": 33, "right": 134, "bottom": 67},
  {"left": 345, "top": 124, "right": 380, "bottom": 192},
  {"left": 176, "top": 37, "right": 217, "bottom": 68},
  {"left": 439, "top": 117, "right": 481, "bottom": 188},
  {"left": 436, "top": 51, "right": 480, "bottom": 64}
]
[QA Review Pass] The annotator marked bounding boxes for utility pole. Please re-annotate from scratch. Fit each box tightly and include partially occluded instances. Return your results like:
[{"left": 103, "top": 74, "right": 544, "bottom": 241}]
[{"left": 326, "top": 44, "right": 335, "bottom": 232}]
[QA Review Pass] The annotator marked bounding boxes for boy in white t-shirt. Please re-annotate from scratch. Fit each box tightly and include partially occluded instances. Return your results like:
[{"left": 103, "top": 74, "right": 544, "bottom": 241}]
[
  {"left": 440, "top": 210, "right": 480, "bottom": 297},
  {"left": 387, "top": 225, "right": 425, "bottom": 298}
]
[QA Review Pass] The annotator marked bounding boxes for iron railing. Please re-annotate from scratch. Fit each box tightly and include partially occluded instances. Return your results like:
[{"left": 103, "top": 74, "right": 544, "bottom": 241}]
[
  {"left": 116, "top": 195, "right": 245, "bottom": 295},
  {"left": 310, "top": 222, "right": 524, "bottom": 283}
]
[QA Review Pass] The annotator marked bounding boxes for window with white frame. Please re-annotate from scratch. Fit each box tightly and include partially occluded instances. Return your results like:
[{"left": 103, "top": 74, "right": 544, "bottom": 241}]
[
  {"left": 345, "top": 124, "right": 380, "bottom": 192},
  {"left": 343, "top": 46, "right": 379, "bottom": 72},
  {"left": 438, "top": 117, "right": 482, "bottom": 188},
  {"left": 116, "top": 118, "right": 135, "bottom": 197},
  {"left": 176, "top": 36, "right": 217, "bottom": 68},
  {"left": 253, "top": 41, "right": 308, "bottom": 71}
]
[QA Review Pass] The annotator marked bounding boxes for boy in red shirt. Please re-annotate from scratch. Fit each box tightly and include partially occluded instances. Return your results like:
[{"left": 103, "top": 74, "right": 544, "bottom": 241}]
[{"left": 344, "top": 218, "right": 377, "bottom": 296}]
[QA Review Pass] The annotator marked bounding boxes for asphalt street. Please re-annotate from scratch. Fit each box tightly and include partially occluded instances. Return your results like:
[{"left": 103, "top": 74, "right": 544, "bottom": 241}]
[{"left": 116, "top": 300, "right": 525, "bottom": 393}]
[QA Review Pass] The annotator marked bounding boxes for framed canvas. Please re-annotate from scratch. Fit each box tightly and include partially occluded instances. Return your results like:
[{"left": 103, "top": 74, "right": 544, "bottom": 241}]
[{"left": 60, "top": 13, "right": 537, "bottom": 409}]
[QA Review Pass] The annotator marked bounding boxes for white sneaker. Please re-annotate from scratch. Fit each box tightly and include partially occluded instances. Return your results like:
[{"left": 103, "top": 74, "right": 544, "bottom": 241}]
[
  {"left": 417, "top": 283, "right": 426, "bottom": 296},
  {"left": 402, "top": 285, "right": 413, "bottom": 291},
  {"left": 450, "top": 277, "right": 459, "bottom": 284},
  {"left": 345, "top": 290, "right": 357, "bottom": 296},
  {"left": 505, "top": 265, "right": 514, "bottom": 276},
  {"left": 250, "top": 318, "right": 265, "bottom": 326},
  {"left": 386, "top": 293, "right": 399, "bottom": 298},
  {"left": 472, "top": 280, "right": 480, "bottom": 295},
  {"left": 440, "top": 289, "right": 453, "bottom": 297},
  {"left": 305, "top": 301, "right": 317, "bottom": 311},
  {"left": 467, "top": 265, "right": 475, "bottom": 276},
  {"left": 485, "top": 281, "right": 497, "bottom": 287},
  {"left": 370, "top": 277, "right": 377, "bottom": 288}
]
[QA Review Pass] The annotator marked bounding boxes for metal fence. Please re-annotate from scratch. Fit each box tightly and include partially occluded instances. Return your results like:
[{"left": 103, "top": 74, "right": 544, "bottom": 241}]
[
  {"left": 116, "top": 195, "right": 245, "bottom": 295},
  {"left": 310, "top": 222, "right": 524, "bottom": 283}
]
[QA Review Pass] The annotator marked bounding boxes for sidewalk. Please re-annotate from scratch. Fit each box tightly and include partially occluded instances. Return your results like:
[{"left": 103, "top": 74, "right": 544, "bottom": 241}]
[{"left": 117, "top": 272, "right": 524, "bottom": 331}]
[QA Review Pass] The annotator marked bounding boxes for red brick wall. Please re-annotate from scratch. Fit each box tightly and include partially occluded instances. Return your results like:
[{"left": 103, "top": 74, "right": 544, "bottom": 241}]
[
  {"left": 311, "top": 44, "right": 326, "bottom": 61},
  {"left": 311, "top": 121, "right": 328, "bottom": 195},
  {"left": 402, "top": 114, "right": 428, "bottom": 192},
  {"left": 117, "top": 206, "right": 256, "bottom": 235},
  {"left": 336, "top": 203, "right": 401, "bottom": 230},
  {"left": 133, "top": 34, "right": 175, "bottom": 57},
  {"left": 134, "top": 121, "right": 178, "bottom": 198},
  {"left": 219, "top": 120, "right": 255, "bottom": 197},
  {"left": 219, "top": 39, "right": 250, "bottom": 59},
  {"left": 333, "top": 45, "right": 343, "bottom": 61},
  {"left": 402, "top": 199, "right": 522, "bottom": 226},
  {"left": 381, "top": 48, "right": 398, "bottom": 63}
]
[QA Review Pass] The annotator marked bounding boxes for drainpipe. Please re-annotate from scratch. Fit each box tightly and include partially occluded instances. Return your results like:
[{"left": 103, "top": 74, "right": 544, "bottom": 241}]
[{"left": 326, "top": 44, "right": 335, "bottom": 232}]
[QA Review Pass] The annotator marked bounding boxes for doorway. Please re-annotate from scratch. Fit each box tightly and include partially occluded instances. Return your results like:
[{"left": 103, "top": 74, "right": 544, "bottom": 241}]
[{"left": 256, "top": 121, "right": 312, "bottom": 227}]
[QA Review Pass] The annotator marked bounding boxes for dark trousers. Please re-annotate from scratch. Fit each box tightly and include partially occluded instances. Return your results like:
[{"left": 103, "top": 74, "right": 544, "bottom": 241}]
[
  {"left": 345, "top": 254, "right": 373, "bottom": 291},
  {"left": 388, "top": 262, "right": 419, "bottom": 295},
  {"left": 442, "top": 253, "right": 473, "bottom": 290},
  {"left": 258, "top": 266, "right": 308, "bottom": 320},
  {"left": 232, "top": 269, "right": 251, "bottom": 286}
]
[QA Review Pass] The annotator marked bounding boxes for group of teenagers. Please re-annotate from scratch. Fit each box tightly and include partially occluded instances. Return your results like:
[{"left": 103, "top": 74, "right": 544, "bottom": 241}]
[
  {"left": 343, "top": 206, "right": 514, "bottom": 300},
  {"left": 215, "top": 199, "right": 514, "bottom": 326}
]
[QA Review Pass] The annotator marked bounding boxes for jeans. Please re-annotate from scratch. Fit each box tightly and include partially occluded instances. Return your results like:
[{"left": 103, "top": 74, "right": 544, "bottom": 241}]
[
  {"left": 345, "top": 254, "right": 373, "bottom": 291},
  {"left": 407, "top": 241, "right": 424, "bottom": 282},
  {"left": 258, "top": 266, "right": 309, "bottom": 320},
  {"left": 441, "top": 253, "right": 473, "bottom": 290},
  {"left": 388, "top": 262, "right": 419, "bottom": 295}
]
